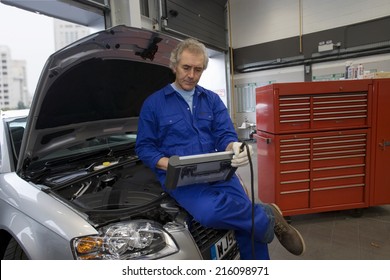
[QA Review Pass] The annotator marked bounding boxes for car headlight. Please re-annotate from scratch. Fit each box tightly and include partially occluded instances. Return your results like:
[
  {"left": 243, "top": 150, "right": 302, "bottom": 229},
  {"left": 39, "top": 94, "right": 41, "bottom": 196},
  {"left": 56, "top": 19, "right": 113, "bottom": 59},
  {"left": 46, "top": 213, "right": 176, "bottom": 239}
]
[{"left": 72, "top": 220, "right": 178, "bottom": 260}]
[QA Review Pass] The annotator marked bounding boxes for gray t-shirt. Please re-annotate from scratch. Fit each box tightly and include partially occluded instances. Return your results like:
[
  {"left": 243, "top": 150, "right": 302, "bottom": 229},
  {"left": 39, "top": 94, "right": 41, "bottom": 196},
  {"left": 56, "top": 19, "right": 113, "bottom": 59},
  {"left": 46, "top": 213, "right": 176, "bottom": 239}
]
[{"left": 171, "top": 83, "right": 195, "bottom": 113}]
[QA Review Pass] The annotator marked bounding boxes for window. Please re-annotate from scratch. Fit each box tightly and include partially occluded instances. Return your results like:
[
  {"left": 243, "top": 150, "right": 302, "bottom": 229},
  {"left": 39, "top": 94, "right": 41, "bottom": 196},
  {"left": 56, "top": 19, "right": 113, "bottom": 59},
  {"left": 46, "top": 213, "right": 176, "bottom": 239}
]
[{"left": 139, "top": 0, "right": 150, "bottom": 17}]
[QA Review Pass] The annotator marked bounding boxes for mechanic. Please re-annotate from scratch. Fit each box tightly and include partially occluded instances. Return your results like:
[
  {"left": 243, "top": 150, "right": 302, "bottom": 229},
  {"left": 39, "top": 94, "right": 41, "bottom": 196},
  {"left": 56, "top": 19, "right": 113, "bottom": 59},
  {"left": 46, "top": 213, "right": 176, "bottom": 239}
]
[{"left": 135, "top": 38, "right": 305, "bottom": 259}]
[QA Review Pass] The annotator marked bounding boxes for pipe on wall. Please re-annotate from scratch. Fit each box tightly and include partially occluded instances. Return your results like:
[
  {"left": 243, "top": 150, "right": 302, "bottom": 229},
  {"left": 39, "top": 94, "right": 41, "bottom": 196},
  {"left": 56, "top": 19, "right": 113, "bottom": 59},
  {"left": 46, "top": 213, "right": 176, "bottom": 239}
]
[{"left": 237, "top": 42, "right": 390, "bottom": 73}]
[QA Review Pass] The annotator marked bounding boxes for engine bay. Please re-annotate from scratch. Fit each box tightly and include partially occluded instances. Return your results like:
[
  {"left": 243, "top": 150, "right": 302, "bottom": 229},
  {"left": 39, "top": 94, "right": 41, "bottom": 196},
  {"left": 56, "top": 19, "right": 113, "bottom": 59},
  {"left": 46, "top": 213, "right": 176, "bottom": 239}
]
[
  {"left": 69, "top": 161, "right": 162, "bottom": 210},
  {"left": 41, "top": 156, "right": 179, "bottom": 225}
]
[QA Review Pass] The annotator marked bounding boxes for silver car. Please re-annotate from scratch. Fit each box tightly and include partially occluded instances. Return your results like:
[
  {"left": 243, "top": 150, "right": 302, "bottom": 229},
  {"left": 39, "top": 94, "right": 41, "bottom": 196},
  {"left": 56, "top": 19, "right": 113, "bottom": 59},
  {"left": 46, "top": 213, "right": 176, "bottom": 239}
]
[{"left": 0, "top": 26, "right": 239, "bottom": 260}]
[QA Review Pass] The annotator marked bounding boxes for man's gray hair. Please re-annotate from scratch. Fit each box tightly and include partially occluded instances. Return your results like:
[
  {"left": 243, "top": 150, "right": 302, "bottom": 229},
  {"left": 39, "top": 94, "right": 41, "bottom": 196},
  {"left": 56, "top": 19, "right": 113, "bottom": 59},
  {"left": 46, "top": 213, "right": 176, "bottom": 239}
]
[{"left": 170, "top": 38, "right": 209, "bottom": 70}]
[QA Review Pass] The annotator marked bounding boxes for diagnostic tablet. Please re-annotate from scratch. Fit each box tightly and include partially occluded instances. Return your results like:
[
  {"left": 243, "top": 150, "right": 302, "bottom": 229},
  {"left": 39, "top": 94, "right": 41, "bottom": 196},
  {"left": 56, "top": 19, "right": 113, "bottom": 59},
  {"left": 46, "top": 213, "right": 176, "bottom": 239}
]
[{"left": 165, "top": 151, "right": 237, "bottom": 189}]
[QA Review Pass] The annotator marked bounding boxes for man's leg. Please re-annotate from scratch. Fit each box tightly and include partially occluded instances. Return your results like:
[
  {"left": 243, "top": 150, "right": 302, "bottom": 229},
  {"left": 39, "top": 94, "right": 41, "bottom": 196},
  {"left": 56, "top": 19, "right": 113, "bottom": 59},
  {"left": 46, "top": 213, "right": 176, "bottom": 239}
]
[
  {"left": 169, "top": 176, "right": 273, "bottom": 242},
  {"left": 169, "top": 175, "right": 305, "bottom": 257}
]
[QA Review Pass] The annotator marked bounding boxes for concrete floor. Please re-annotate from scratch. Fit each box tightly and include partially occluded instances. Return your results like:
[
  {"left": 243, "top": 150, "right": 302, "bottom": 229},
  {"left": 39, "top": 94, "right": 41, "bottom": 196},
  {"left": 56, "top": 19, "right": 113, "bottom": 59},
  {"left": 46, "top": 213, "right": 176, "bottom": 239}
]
[{"left": 236, "top": 142, "right": 390, "bottom": 260}]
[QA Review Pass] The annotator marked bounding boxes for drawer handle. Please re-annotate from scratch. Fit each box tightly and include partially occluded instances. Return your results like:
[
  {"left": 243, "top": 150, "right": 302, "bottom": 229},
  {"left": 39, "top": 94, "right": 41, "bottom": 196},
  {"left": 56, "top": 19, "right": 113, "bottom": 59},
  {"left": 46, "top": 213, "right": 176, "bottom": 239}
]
[
  {"left": 312, "top": 173, "right": 365, "bottom": 182},
  {"left": 379, "top": 139, "right": 390, "bottom": 151},
  {"left": 280, "top": 189, "right": 310, "bottom": 195},
  {"left": 254, "top": 134, "right": 271, "bottom": 144},
  {"left": 313, "top": 183, "right": 365, "bottom": 191},
  {"left": 281, "top": 179, "right": 310, "bottom": 184},
  {"left": 313, "top": 115, "right": 367, "bottom": 121}
]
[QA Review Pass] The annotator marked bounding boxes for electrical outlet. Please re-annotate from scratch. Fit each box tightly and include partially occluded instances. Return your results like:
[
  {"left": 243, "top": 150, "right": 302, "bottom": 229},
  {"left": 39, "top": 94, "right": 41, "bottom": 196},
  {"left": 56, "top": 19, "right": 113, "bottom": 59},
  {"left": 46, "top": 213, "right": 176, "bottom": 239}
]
[{"left": 318, "top": 43, "right": 334, "bottom": 52}]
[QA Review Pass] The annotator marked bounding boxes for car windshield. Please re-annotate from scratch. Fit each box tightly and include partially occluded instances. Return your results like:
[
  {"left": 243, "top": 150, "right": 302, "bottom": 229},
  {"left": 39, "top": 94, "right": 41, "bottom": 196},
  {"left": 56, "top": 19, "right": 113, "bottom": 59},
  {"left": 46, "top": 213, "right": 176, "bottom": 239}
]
[
  {"left": 39, "top": 133, "right": 137, "bottom": 161},
  {"left": 7, "top": 116, "right": 137, "bottom": 163}
]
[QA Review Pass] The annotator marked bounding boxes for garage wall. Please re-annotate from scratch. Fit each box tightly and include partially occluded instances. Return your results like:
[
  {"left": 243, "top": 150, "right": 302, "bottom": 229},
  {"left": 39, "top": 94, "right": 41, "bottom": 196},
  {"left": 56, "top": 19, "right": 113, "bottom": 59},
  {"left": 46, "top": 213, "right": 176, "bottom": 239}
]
[
  {"left": 233, "top": 66, "right": 305, "bottom": 133},
  {"left": 228, "top": 0, "right": 390, "bottom": 134},
  {"left": 229, "top": 0, "right": 390, "bottom": 74},
  {"left": 229, "top": 0, "right": 390, "bottom": 49}
]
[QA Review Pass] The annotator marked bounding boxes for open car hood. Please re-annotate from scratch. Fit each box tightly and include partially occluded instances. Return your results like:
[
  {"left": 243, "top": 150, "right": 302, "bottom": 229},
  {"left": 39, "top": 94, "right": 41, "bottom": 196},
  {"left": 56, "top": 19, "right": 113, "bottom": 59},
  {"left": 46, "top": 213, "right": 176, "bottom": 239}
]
[{"left": 18, "top": 25, "right": 178, "bottom": 172}]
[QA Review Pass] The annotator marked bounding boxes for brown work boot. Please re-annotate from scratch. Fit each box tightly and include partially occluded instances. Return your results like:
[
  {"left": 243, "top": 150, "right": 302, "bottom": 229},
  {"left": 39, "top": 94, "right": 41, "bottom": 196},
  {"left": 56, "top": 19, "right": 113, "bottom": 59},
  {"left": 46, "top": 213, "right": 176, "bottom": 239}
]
[{"left": 269, "top": 203, "right": 306, "bottom": 256}]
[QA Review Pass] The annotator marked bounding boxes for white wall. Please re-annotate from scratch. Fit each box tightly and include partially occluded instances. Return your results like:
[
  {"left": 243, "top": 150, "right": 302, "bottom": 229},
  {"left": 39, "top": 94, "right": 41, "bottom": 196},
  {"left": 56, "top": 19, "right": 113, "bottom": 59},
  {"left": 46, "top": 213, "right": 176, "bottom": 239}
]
[
  {"left": 229, "top": 0, "right": 390, "bottom": 49},
  {"left": 199, "top": 52, "right": 228, "bottom": 107}
]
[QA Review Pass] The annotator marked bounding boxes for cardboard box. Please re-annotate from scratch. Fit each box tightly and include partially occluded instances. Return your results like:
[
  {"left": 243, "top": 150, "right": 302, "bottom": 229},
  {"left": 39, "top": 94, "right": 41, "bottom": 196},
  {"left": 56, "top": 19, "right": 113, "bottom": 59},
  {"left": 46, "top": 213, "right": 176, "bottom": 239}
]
[{"left": 363, "top": 72, "right": 390, "bottom": 79}]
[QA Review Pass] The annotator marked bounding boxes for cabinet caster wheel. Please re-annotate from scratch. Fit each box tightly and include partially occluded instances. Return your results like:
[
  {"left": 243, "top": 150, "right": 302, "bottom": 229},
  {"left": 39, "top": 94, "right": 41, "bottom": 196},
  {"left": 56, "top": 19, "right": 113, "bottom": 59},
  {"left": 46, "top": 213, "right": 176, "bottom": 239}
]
[{"left": 350, "top": 208, "right": 364, "bottom": 218}]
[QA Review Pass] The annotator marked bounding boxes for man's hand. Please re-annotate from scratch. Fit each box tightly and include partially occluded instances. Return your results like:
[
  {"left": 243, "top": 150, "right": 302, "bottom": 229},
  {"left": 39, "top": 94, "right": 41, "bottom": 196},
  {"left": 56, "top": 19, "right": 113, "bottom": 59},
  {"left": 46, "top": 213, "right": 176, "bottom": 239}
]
[{"left": 229, "top": 142, "right": 253, "bottom": 167}]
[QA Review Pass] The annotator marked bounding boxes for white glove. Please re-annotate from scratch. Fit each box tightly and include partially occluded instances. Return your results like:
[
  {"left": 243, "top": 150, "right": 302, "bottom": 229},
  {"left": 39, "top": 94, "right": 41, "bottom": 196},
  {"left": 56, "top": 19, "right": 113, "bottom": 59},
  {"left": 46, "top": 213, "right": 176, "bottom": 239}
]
[{"left": 230, "top": 142, "right": 253, "bottom": 167}]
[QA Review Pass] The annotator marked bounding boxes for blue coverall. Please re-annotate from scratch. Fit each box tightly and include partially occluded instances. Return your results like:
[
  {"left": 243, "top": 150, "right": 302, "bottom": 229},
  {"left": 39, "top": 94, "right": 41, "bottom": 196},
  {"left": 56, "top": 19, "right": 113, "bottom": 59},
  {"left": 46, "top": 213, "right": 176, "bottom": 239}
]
[{"left": 136, "top": 84, "right": 272, "bottom": 259}]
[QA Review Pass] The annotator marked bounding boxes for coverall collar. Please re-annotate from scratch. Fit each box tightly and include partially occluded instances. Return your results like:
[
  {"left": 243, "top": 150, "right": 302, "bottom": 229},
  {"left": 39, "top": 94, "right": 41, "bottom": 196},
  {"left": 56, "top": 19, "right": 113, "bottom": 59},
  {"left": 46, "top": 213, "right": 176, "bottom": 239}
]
[{"left": 163, "top": 84, "right": 206, "bottom": 97}]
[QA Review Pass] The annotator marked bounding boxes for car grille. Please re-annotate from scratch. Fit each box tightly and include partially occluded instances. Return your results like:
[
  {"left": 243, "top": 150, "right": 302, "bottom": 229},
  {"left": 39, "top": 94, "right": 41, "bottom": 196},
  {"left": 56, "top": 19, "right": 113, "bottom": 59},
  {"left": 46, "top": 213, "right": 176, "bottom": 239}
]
[{"left": 189, "top": 220, "right": 240, "bottom": 260}]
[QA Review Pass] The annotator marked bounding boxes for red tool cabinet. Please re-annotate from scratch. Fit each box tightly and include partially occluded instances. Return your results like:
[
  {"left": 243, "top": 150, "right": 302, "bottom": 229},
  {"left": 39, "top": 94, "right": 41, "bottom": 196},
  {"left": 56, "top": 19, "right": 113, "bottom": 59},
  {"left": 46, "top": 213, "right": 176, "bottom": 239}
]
[{"left": 255, "top": 79, "right": 390, "bottom": 216}]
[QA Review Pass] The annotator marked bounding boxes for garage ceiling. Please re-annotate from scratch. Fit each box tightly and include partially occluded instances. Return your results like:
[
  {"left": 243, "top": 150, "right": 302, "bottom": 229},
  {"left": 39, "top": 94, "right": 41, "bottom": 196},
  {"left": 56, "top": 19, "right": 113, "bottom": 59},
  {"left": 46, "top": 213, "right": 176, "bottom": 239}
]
[{"left": 0, "top": 0, "right": 106, "bottom": 29}]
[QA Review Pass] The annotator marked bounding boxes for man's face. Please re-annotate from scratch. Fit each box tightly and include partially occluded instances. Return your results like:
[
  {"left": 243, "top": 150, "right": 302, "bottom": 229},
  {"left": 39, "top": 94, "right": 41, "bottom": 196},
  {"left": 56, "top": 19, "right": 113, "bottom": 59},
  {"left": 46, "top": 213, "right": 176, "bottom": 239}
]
[{"left": 173, "top": 49, "right": 205, "bottom": 91}]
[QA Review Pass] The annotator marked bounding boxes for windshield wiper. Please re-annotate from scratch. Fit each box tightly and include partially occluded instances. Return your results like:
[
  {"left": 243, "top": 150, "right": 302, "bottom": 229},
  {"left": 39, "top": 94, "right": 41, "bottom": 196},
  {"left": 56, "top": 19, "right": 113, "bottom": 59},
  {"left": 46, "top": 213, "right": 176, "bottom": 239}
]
[
  {"left": 47, "top": 147, "right": 114, "bottom": 167},
  {"left": 22, "top": 148, "right": 112, "bottom": 181}
]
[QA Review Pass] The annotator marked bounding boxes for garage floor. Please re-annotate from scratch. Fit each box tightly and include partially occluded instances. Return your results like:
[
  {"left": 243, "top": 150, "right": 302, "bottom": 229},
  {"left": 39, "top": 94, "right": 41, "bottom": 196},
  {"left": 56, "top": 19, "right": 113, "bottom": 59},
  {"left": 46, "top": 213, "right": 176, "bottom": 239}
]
[{"left": 236, "top": 142, "right": 390, "bottom": 260}]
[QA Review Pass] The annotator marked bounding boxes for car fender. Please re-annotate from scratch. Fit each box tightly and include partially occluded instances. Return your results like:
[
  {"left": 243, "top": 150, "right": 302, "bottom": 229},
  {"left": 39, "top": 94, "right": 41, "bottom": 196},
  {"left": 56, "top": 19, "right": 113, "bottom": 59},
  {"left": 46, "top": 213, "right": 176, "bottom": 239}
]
[{"left": 0, "top": 173, "right": 97, "bottom": 259}]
